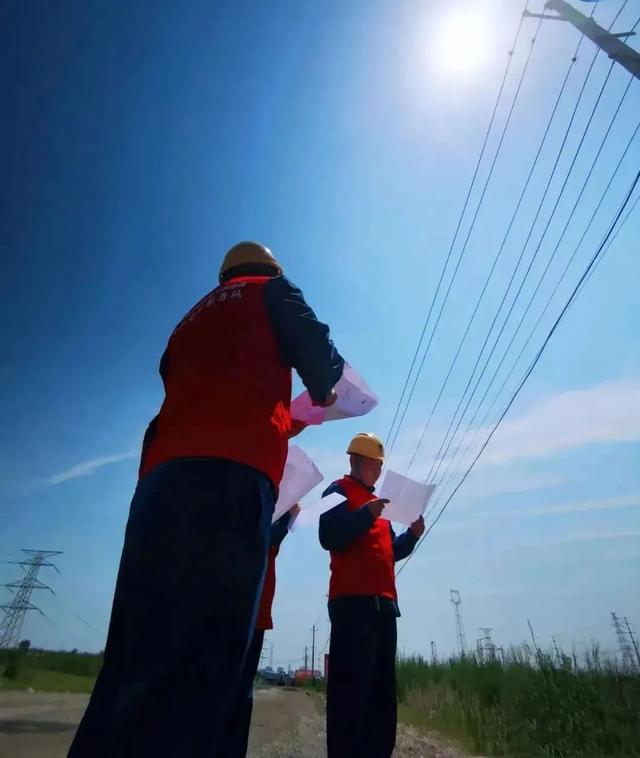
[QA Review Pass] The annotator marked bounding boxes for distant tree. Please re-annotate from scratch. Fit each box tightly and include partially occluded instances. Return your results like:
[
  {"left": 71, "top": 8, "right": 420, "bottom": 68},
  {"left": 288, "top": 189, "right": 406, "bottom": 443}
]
[
  {"left": 3, "top": 650, "right": 21, "bottom": 679},
  {"left": 18, "top": 640, "right": 31, "bottom": 651}
]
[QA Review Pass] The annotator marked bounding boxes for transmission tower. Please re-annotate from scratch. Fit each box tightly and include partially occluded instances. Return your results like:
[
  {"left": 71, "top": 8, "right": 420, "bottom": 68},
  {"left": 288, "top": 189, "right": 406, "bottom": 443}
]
[
  {"left": 0, "top": 550, "right": 62, "bottom": 650},
  {"left": 623, "top": 618, "right": 640, "bottom": 668},
  {"left": 477, "top": 627, "right": 496, "bottom": 660},
  {"left": 450, "top": 589, "right": 466, "bottom": 656},
  {"left": 611, "top": 612, "right": 637, "bottom": 669}
]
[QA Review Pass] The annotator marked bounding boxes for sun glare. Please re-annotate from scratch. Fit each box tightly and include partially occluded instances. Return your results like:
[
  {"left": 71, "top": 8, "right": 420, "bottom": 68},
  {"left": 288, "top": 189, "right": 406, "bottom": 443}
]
[{"left": 436, "top": 9, "right": 490, "bottom": 75}]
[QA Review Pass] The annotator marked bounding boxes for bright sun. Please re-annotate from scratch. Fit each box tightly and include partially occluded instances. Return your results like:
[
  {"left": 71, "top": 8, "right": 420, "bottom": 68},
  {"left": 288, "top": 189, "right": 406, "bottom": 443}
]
[{"left": 435, "top": 9, "right": 490, "bottom": 74}]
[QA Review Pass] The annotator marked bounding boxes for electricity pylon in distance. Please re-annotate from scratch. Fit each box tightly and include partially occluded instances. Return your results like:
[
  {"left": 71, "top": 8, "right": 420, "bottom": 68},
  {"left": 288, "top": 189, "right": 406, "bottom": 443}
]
[{"left": 0, "top": 549, "right": 62, "bottom": 650}]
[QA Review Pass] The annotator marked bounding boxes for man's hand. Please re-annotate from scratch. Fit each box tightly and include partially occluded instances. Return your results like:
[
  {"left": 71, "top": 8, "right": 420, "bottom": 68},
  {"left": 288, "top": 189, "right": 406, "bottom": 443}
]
[
  {"left": 312, "top": 388, "right": 337, "bottom": 408},
  {"left": 288, "top": 419, "right": 307, "bottom": 439},
  {"left": 289, "top": 503, "right": 301, "bottom": 517},
  {"left": 367, "top": 498, "right": 389, "bottom": 519},
  {"left": 410, "top": 515, "right": 425, "bottom": 539}
]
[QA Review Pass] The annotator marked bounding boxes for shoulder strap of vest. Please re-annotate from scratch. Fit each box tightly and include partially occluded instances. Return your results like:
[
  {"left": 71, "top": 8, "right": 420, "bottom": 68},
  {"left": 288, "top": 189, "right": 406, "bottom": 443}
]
[{"left": 322, "top": 479, "right": 347, "bottom": 499}]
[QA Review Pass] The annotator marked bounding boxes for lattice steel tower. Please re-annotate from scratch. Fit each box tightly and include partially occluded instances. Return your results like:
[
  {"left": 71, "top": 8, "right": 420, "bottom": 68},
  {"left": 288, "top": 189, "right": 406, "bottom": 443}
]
[
  {"left": 0, "top": 550, "right": 62, "bottom": 649},
  {"left": 477, "top": 627, "right": 496, "bottom": 660},
  {"left": 450, "top": 589, "right": 466, "bottom": 656},
  {"left": 611, "top": 612, "right": 637, "bottom": 669}
]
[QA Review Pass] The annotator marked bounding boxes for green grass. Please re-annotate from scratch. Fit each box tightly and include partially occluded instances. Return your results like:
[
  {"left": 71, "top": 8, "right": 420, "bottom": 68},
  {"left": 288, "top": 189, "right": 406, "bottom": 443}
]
[
  {"left": 1, "top": 649, "right": 104, "bottom": 678},
  {"left": 396, "top": 647, "right": 640, "bottom": 757},
  {"left": 0, "top": 648, "right": 102, "bottom": 693},
  {"left": 0, "top": 668, "right": 96, "bottom": 693}
]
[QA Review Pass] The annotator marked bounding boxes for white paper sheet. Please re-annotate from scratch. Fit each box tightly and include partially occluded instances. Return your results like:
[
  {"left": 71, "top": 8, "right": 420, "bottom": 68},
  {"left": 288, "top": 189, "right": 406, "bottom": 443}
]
[
  {"left": 290, "top": 492, "right": 344, "bottom": 530},
  {"left": 272, "top": 446, "right": 324, "bottom": 523},
  {"left": 378, "top": 469, "right": 435, "bottom": 526},
  {"left": 290, "top": 364, "right": 378, "bottom": 426}
]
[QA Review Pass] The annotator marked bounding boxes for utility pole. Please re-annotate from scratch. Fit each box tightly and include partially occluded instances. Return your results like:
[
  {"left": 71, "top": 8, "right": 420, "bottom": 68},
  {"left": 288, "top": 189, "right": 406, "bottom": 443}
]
[
  {"left": 0, "top": 550, "right": 62, "bottom": 650},
  {"left": 524, "top": 0, "right": 640, "bottom": 81},
  {"left": 269, "top": 643, "right": 274, "bottom": 668},
  {"left": 311, "top": 625, "right": 316, "bottom": 683},
  {"left": 611, "top": 612, "right": 636, "bottom": 669},
  {"left": 430, "top": 640, "right": 437, "bottom": 665},
  {"left": 450, "top": 589, "right": 466, "bottom": 657},
  {"left": 304, "top": 645, "right": 308, "bottom": 671},
  {"left": 623, "top": 617, "right": 640, "bottom": 668}
]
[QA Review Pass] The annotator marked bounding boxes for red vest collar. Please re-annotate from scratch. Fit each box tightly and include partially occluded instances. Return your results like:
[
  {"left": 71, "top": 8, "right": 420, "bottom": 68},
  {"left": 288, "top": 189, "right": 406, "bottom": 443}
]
[{"left": 344, "top": 474, "right": 375, "bottom": 493}]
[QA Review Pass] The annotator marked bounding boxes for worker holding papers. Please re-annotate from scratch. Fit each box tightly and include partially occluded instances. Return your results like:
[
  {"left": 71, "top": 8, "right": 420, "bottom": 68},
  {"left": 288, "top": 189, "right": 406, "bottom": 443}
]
[{"left": 318, "top": 433, "right": 425, "bottom": 758}]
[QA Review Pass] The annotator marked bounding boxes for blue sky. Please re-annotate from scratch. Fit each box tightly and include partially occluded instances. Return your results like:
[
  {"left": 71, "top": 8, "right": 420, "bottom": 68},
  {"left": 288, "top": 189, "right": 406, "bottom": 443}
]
[{"left": 1, "top": 0, "right": 638, "bottom": 668}]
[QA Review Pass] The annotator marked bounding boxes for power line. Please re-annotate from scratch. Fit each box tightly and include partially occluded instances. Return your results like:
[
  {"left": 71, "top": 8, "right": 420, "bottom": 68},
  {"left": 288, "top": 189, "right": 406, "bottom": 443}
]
[
  {"left": 577, "top": 190, "right": 639, "bottom": 296},
  {"left": 424, "top": 44, "right": 617, "bottom": 488},
  {"left": 416, "top": 0, "right": 630, "bottom": 487},
  {"left": 384, "top": 4, "right": 529, "bottom": 457},
  {"left": 386, "top": 15, "right": 546, "bottom": 466},
  {"left": 422, "top": 74, "right": 637, "bottom": 496},
  {"left": 398, "top": 0, "right": 608, "bottom": 479},
  {"left": 489, "top": 118, "right": 640, "bottom": 417},
  {"left": 397, "top": 168, "right": 640, "bottom": 576},
  {"left": 427, "top": 66, "right": 637, "bottom": 494},
  {"left": 404, "top": 25, "right": 588, "bottom": 476},
  {"left": 427, "top": 174, "right": 639, "bottom": 513},
  {"left": 460, "top": 15, "right": 640, "bottom": 451}
]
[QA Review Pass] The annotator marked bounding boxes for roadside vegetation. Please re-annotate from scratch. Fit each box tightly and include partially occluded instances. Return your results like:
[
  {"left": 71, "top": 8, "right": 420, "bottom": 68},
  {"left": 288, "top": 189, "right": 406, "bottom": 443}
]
[
  {"left": 397, "top": 645, "right": 640, "bottom": 757},
  {"left": 0, "top": 642, "right": 101, "bottom": 693},
  {"left": 3, "top": 640, "right": 639, "bottom": 756}
]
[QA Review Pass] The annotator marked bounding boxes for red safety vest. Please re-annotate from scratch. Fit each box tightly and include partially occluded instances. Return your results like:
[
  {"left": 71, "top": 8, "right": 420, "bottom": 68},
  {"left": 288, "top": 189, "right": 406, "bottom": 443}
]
[
  {"left": 327, "top": 476, "right": 397, "bottom": 602},
  {"left": 256, "top": 545, "right": 279, "bottom": 631},
  {"left": 140, "top": 276, "right": 292, "bottom": 488}
]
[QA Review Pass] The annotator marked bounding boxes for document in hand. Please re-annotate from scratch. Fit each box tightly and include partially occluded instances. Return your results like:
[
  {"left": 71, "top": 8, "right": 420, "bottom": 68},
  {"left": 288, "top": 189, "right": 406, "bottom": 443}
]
[
  {"left": 272, "top": 446, "right": 324, "bottom": 523},
  {"left": 378, "top": 469, "right": 435, "bottom": 526},
  {"left": 290, "top": 363, "right": 378, "bottom": 426},
  {"left": 291, "top": 492, "right": 344, "bottom": 531}
]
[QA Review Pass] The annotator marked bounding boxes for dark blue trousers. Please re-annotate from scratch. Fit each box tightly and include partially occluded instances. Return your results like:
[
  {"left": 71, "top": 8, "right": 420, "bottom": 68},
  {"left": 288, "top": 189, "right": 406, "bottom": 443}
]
[
  {"left": 326, "top": 597, "right": 398, "bottom": 758},
  {"left": 219, "top": 627, "right": 265, "bottom": 757},
  {"left": 67, "top": 457, "right": 274, "bottom": 758}
]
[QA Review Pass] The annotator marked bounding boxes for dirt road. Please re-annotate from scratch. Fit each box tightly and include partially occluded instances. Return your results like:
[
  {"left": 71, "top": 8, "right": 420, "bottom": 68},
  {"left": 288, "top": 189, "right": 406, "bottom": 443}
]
[{"left": 0, "top": 688, "right": 463, "bottom": 757}]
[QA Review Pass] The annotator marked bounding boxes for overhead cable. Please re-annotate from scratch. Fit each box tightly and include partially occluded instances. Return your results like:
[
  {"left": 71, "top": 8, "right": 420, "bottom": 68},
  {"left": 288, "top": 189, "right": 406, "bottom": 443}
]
[
  {"left": 423, "top": 45, "right": 613, "bottom": 487},
  {"left": 397, "top": 168, "right": 640, "bottom": 576},
  {"left": 428, "top": 65, "right": 635, "bottom": 492},
  {"left": 404, "top": 31, "right": 589, "bottom": 475},
  {"left": 384, "top": 4, "right": 530, "bottom": 457}
]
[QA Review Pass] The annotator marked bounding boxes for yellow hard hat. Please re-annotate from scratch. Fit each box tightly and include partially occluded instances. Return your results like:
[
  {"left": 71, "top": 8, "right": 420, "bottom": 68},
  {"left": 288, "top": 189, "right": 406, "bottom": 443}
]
[
  {"left": 347, "top": 432, "right": 385, "bottom": 462},
  {"left": 220, "top": 241, "right": 282, "bottom": 279}
]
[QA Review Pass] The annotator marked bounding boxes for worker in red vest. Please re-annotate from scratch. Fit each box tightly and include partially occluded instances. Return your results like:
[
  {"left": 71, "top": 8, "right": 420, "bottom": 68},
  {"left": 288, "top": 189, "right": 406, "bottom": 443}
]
[
  {"left": 319, "top": 433, "right": 425, "bottom": 758},
  {"left": 221, "top": 502, "right": 300, "bottom": 757},
  {"left": 69, "top": 242, "right": 344, "bottom": 758}
]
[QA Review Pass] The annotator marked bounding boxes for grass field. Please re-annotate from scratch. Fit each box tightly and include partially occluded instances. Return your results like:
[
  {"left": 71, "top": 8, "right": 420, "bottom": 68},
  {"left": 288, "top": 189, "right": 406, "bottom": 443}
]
[
  {"left": 0, "top": 668, "right": 96, "bottom": 694},
  {"left": 4, "top": 645, "right": 639, "bottom": 755},
  {"left": 0, "top": 648, "right": 100, "bottom": 693},
  {"left": 396, "top": 647, "right": 640, "bottom": 757}
]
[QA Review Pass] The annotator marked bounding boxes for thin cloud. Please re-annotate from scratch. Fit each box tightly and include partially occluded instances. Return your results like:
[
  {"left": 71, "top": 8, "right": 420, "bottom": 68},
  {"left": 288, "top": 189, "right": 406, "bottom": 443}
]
[
  {"left": 558, "top": 529, "right": 640, "bottom": 544},
  {"left": 49, "top": 451, "right": 138, "bottom": 485},
  {"left": 479, "top": 379, "right": 640, "bottom": 466},
  {"left": 522, "top": 494, "right": 640, "bottom": 517},
  {"left": 470, "top": 494, "right": 640, "bottom": 520},
  {"left": 462, "top": 472, "right": 566, "bottom": 501}
]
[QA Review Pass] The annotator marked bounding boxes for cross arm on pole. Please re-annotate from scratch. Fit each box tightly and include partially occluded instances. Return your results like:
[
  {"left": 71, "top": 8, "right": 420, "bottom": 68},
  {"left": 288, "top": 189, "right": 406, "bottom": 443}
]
[{"left": 533, "top": 0, "right": 640, "bottom": 81}]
